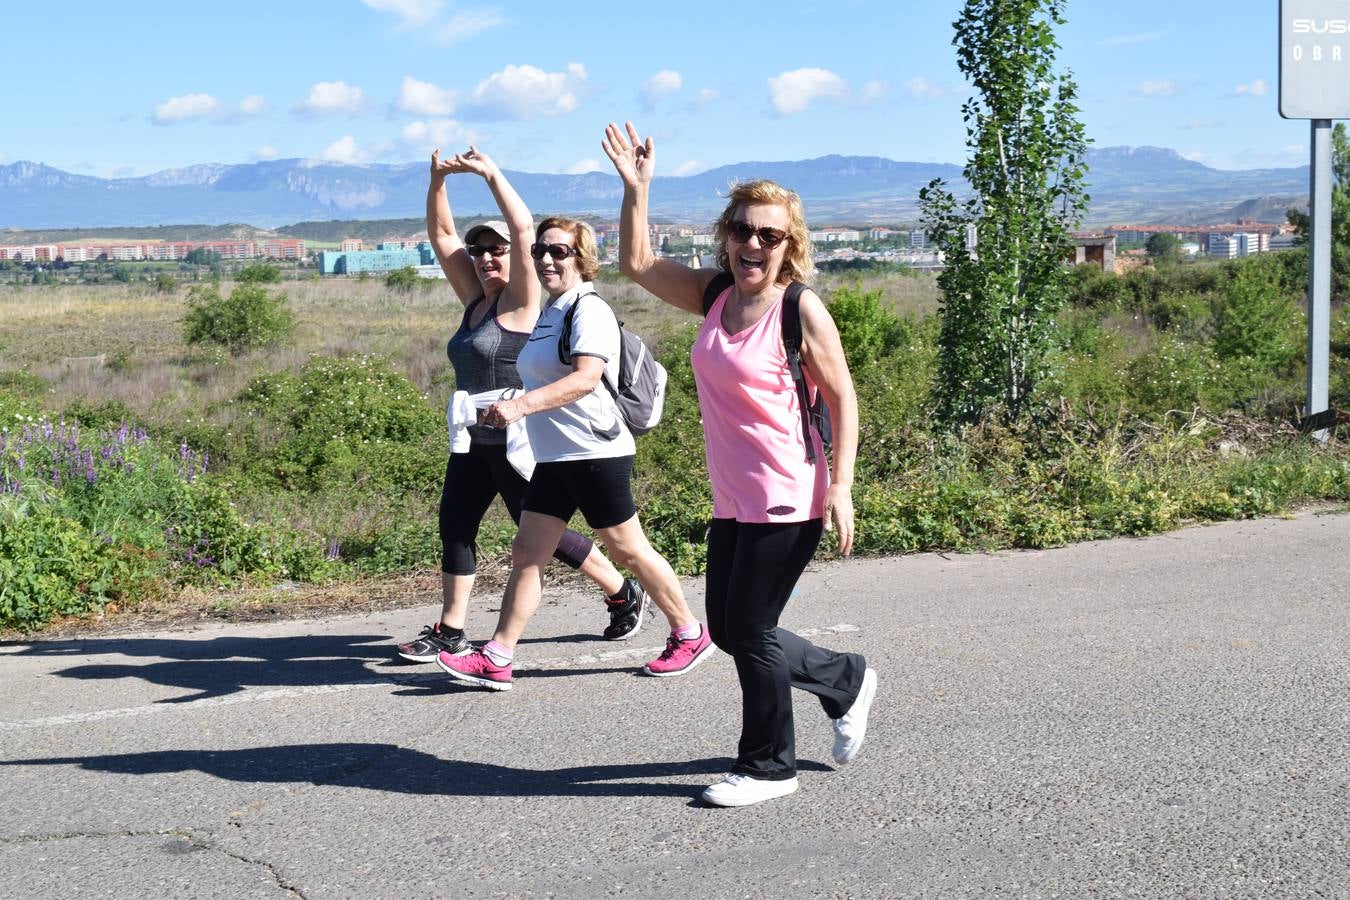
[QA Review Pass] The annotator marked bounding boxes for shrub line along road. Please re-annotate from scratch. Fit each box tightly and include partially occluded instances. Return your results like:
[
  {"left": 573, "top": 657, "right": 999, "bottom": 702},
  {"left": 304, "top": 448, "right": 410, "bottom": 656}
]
[{"left": 2, "top": 511, "right": 1347, "bottom": 899}]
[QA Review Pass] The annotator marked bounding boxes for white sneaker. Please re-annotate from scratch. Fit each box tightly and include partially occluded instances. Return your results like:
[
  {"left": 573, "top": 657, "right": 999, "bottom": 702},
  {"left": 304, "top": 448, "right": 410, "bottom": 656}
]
[
  {"left": 832, "top": 667, "right": 878, "bottom": 765},
  {"left": 701, "top": 773, "right": 799, "bottom": 807}
]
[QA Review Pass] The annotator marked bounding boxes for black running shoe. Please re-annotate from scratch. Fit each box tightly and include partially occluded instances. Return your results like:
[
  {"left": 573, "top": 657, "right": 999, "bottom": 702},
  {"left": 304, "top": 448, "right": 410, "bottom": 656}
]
[
  {"left": 396, "top": 624, "right": 473, "bottom": 663},
  {"left": 603, "top": 578, "right": 650, "bottom": 641}
]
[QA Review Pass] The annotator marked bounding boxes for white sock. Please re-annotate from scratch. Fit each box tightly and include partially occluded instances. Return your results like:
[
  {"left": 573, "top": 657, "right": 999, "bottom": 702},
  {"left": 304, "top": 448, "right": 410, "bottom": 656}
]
[{"left": 483, "top": 640, "right": 514, "bottom": 667}]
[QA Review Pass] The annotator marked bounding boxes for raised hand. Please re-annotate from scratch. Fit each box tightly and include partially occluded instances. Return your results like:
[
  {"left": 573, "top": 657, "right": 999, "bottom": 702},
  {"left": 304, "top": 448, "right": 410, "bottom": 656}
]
[
  {"left": 601, "top": 121, "right": 655, "bottom": 188},
  {"left": 451, "top": 145, "right": 499, "bottom": 180},
  {"left": 429, "top": 148, "right": 458, "bottom": 180}
]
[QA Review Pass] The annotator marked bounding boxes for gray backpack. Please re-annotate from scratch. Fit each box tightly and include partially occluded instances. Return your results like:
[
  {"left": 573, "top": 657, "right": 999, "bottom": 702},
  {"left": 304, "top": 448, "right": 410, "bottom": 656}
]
[{"left": 558, "top": 293, "right": 668, "bottom": 436}]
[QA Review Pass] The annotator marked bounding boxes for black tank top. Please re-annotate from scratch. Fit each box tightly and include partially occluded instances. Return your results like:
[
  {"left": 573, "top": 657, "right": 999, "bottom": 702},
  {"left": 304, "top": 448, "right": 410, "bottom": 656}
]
[{"left": 446, "top": 295, "right": 530, "bottom": 445}]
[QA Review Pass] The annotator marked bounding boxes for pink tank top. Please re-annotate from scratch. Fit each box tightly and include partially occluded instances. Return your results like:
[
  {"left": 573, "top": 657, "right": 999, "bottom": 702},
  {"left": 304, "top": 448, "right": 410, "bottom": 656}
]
[{"left": 690, "top": 286, "right": 829, "bottom": 523}]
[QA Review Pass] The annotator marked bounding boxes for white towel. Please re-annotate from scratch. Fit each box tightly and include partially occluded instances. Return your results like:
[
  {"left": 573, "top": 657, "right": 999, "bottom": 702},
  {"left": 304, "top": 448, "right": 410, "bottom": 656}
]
[
  {"left": 445, "top": 388, "right": 536, "bottom": 481},
  {"left": 446, "top": 390, "right": 477, "bottom": 453}
]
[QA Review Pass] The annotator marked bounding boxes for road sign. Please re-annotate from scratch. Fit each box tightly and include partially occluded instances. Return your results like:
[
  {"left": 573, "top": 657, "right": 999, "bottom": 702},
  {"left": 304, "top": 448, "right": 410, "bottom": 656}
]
[{"left": 1280, "top": 0, "right": 1350, "bottom": 119}]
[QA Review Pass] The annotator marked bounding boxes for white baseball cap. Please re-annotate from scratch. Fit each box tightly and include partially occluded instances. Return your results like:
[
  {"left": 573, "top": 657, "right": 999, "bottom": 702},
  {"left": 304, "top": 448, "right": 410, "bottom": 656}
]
[{"left": 464, "top": 220, "right": 510, "bottom": 245}]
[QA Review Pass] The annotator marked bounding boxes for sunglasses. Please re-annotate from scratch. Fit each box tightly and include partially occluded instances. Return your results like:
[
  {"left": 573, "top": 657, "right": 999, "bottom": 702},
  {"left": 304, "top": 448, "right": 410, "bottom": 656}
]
[
  {"left": 466, "top": 244, "right": 508, "bottom": 258},
  {"left": 727, "top": 221, "right": 788, "bottom": 249},
  {"left": 530, "top": 242, "right": 580, "bottom": 261}
]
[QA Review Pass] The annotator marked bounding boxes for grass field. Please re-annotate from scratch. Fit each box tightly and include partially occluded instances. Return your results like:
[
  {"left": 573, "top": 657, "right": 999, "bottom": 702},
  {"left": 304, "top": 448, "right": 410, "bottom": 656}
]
[{"left": 3, "top": 260, "right": 1347, "bottom": 633}]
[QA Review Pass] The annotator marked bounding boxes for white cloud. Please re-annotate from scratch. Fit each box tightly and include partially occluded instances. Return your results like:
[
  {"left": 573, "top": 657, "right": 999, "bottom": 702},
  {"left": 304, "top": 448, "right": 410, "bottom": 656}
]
[
  {"left": 361, "top": 0, "right": 442, "bottom": 25},
  {"left": 468, "top": 63, "right": 587, "bottom": 120},
  {"left": 672, "top": 160, "right": 706, "bottom": 177},
  {"left": 1099, "top": 30, "right": 1169, "bottom": 46},
  {"left": 321, "top": 135, "right": 366, "bottom": 164},
  {"left": 859, "top": 80, "right": 889, "bottom": 105},
  {"left": 565, "top": 159, "right": 603, "bottom": 175},
  {"left": 690, "top": 88, "right": 719, "bottom": 109},
  {"left": 903, "top": 77, "right": 946, "bottom": 101},
  {"left": 767, "top": 68, "right": 887, "bottom": 114},
  {"left": 1134, "top": 79, "right": 1183, "bottom": 98},
  {"left": 237, "top": 95, "right": 268, "bottom": 117},
  {"left": 640, "top": 70, "right": 683, "bottom": 109},
  {"left": 401, "top": 119, "right": 477, "bottom": 149},
  {"left": 153, "top": 93, "right": 220, "bottom": 124},
  {"left": 1231, "top": 79, "right": 1269, "bottom": 97},
  {"left": 255, "top": 145, "right": 280, "bottom": 160},
  {"left": 397, "top": 76, "right": 457, "bottom": 116},
  {"left": 768, "top": 68, "right": 850, "bottom": 115},
  {"left": 436, "top": 10, "right": 504, "bottom": 44},
  {"left": 299, "top": 81, "right": 366, "bottom": 115}
]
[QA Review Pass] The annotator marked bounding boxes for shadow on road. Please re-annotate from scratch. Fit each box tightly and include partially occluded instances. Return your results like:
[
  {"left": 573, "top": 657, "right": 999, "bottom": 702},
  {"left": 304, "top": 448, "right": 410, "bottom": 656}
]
[
  {"left": 9, "top": 634, "right": 678, "bottom": 703},
  {"left": 12, "top": 634, "right": 412, "bottom": 703},
  {"left": 0, "top": 743, "right": 824, "bottom": 799}
]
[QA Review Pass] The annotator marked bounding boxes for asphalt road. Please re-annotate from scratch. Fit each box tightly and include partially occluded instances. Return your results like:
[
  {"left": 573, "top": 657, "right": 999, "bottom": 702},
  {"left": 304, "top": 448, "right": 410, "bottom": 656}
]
[{"left": 2, "top": 512, "right": 1348, "bottom": 899}]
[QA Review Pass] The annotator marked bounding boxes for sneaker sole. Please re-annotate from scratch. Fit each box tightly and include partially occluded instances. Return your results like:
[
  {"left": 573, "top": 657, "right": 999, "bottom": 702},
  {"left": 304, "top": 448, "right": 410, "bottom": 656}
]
[
  {"left": 434, "top": 655, "right": 512, "bottom": 691},
  {"left": 397, "top": 643, "right": 474, "bottom": 664},
  {"left": 701, "top": 777, "right": 799, "bottom": 807},
  {"left": 604, "top": 594, "right": 651, "bottom": 642},
  {"left": 642, "top": 640, "right": 716, "bottom": 677}
]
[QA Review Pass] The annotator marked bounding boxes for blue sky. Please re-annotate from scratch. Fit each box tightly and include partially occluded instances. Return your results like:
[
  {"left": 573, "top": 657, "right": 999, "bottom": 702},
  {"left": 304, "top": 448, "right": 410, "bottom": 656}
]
[{"left": 0, "top": 1, "right": 1318, "bottom": 178}]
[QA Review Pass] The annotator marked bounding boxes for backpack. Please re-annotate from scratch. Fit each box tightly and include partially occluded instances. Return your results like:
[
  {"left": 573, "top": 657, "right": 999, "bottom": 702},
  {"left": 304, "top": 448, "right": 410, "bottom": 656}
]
[
  {"left": 701, "top": 272, "right": 832, "bottom": 464},
  {"left": 558, "top": 292, "right": 668, "bottom": 436}
]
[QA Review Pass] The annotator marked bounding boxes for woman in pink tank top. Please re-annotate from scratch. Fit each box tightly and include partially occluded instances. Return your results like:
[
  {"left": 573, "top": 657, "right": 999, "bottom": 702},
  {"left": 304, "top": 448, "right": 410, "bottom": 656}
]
[{"left": 605, "top": 122, "right": 880, "bottom": 808}]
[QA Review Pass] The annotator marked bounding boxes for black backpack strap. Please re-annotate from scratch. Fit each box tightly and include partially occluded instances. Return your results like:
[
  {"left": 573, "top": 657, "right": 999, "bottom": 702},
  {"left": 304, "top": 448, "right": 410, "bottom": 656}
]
[
  {"left": 558, "top": 291, "right": 619, "bottom": 399},
  {"left": 780, "top": 281, "right": 817, "bottom": 464},
  {"left": 701, "top": 271, "right": 735, "bottom": 317},
  {"left": 557, "top": 290, "right": 601, "bottom": 365}
]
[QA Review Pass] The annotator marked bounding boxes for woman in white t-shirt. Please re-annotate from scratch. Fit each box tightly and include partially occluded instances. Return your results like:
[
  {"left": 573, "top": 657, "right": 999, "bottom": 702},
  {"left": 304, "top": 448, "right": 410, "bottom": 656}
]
[{"left": 437, "top": 217, "right": 714, "bottom": 691}]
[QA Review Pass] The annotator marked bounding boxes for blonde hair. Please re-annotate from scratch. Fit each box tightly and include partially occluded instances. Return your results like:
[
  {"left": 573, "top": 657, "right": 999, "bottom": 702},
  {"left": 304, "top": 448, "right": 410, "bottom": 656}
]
[
  {"left": 536, "top": 216, "right": 600, "bottom": 281},
  {"left": 713, "top": 180, "right": 816, "bottom": 285}
]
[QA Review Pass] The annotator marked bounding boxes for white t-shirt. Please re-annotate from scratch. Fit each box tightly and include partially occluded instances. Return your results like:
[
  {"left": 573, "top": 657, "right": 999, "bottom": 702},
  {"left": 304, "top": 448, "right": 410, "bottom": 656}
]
[{"left": 515, "top": 282, "right": 635, "bottom": 462}]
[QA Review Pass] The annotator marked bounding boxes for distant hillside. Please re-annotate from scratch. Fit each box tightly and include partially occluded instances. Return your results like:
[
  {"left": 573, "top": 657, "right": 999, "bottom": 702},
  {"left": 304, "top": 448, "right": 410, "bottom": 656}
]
[
  {"left": 0, "top": 147, "right": 1313, "bottom": 231},
  {"left": 0, "top": 223, "right": 276, "bottom": 245}
]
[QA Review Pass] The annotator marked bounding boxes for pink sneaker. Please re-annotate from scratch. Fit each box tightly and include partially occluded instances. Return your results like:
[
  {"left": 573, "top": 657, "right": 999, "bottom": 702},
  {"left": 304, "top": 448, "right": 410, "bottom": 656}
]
[
  {"left": 642, "top": 627, "right": 715, "bottom": 677},
  {"left": 436, "top": 648, "right": 513, "bottom": 691}
]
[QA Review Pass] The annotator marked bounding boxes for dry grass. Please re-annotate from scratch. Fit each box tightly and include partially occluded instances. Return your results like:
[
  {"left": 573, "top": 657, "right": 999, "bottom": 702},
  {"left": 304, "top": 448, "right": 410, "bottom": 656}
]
[{"left": 0, "top": 269, "right": 941, "bottom": 428}]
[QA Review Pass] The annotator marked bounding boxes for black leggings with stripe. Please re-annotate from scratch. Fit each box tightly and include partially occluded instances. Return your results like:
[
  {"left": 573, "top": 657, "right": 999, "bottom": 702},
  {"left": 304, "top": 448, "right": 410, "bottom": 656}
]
[{"left": 438, "top": 441, "right": 593, "bottom": 575}]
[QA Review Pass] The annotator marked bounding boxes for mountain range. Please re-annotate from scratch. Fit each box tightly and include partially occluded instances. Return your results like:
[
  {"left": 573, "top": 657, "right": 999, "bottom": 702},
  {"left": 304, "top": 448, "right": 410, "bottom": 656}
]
[{"left": 0, "top": 147, "right": 1311, "bottom": 232}]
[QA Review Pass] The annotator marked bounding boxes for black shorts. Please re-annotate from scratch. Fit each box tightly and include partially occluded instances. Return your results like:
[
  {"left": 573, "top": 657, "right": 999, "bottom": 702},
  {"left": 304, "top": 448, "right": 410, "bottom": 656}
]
[{"left": 522, "top": 456, "right": 636, "bottom": 530}]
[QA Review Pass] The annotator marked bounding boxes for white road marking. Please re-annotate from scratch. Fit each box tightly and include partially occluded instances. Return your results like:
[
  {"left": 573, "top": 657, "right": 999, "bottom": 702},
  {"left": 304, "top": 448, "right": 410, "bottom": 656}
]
[{"left": 0, "top": 624, "right": 860, "bottom": 730}]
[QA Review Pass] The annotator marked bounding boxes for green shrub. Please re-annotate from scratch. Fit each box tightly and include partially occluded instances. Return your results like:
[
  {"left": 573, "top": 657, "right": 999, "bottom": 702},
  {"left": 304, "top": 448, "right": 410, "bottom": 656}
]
[
  {"left": 154, "top": 272, "right": 178, "bottom": 294},
  {"left": 826, "top": 284, "right": 911, "bottom": 367},
  {"left": 236, "top": 263, "right": 282, "bottom": 284},
  {"left": 1126, "top": 335, "right": 1224, "bottom": 418},
  {"left": 240, "top": 355, "right": 443, "bottom": 492},
  {"left": 0, "top": 416, "right": 334, "bottom": 629},
  {"left": 0, "top": 370, "right": 47, "bottom": 396},
  {"left": 1209, "top": 255, "right": 1301, "bottom": 402},
  {"left": 385, "top": 267, "right": 425, "bottom": 293},
  {"left": 183, "top": 283, "right": 296, "bottom": 355}
]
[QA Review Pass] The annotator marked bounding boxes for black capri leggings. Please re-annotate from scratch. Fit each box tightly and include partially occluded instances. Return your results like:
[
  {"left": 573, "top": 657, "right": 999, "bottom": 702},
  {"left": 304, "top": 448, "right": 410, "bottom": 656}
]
[{"left": 439, "top": 441, "right": 594, "bottom": 576}]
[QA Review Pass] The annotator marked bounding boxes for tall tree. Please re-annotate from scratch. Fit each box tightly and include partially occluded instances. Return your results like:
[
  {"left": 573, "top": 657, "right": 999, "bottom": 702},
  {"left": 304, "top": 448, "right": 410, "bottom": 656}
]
[
  {"left": 1287, "top": 122, "right": 1350, "bottom": 300},
  {"left": 1145, "top": 232, "right": 1182, "bottom": 265},
  {"left": 919, "top": 0, "right": 1090, "bottom": 423}
]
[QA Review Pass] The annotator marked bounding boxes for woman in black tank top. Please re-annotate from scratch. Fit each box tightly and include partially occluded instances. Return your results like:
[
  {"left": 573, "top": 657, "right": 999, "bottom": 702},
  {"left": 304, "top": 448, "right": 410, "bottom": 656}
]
[{"left": 394, "top": 147, "right": 649, "bottom": 665}]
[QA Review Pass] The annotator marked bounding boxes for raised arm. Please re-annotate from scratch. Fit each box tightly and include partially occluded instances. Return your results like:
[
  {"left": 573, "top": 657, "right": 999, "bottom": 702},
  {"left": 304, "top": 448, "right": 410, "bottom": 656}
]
[
  {"left": 602, "top": 121, "right": 715, "bottom": 316},
  {"left": 797, "top": 289, "right": 858, "bottom": 556},
  {"left": 426, "top": 149, "right": 482, "bottom": 303},
  {"left": 449, "top": 146, "right": 540, "bottom": 316}
]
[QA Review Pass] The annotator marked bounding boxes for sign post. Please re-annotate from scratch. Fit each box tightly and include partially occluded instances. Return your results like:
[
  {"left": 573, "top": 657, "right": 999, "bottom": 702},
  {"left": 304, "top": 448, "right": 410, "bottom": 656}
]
[{"left": 1279, "top": 0, "right": 1350, "bottom": 440}]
